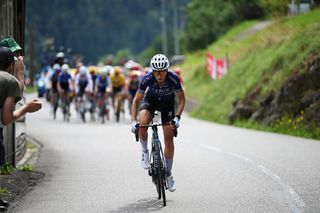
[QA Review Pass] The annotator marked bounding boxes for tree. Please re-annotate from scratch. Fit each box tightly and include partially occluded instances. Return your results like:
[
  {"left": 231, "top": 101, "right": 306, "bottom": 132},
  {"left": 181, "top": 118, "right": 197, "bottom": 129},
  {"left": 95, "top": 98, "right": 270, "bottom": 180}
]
[{"left": 184, "top": 0, "right": 238, "bottom": 51}]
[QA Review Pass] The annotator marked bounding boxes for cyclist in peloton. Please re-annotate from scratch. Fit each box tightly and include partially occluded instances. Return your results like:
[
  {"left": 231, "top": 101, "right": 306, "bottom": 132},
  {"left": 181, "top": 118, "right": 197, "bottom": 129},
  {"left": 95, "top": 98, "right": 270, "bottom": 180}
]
[
  {"left": 126, "top": 70, "right": 141, "bottom": 114},
  {"left": 74, "top": 66, "right": 93, "bottom": 115},
  {"left": 110, "top": 66, "right": 126, "bottom": 106},
  {"left": 95, "top": 66, "right": 111, "bottom": 120},
  {"left": 57, "top": 64, "right": 73, "bottom": 115},
  {"left": 50, "top": 63, "right": 61, "bottom": 116},
  {"left": 130, "top": 54, "right": 186, "bottom": 192}
]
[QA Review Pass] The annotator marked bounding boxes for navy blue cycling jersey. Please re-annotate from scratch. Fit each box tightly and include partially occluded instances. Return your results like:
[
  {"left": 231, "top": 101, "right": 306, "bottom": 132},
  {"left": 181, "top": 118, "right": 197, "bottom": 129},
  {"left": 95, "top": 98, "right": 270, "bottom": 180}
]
[
  {"left": 58, "top": 72, "right": 72, "bottom": 91},
  {"left": 96, "top": 76, "right": 109, "bottom": 93},
  {"left": 138, "top": 71, "right": 182, "bottom": 100}
]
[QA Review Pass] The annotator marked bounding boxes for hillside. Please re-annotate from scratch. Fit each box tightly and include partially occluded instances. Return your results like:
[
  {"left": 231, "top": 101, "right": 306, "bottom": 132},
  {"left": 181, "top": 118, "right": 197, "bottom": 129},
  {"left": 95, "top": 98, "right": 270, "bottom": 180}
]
[{"left": 182, "top": 9, "right": 320, "bottom": 139}]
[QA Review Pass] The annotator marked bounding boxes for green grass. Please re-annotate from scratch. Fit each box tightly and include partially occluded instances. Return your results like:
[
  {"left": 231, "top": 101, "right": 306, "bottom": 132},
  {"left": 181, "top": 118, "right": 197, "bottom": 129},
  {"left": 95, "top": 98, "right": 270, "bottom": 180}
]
[
  {"left": 182, "top": 9, "right": 320, "bottom": 139},
  {"left": 0, "top": 163, "right": 16, "bottom": 175},
  {"left": 0, "top": 188, "right": 8, "bottom": 196}
]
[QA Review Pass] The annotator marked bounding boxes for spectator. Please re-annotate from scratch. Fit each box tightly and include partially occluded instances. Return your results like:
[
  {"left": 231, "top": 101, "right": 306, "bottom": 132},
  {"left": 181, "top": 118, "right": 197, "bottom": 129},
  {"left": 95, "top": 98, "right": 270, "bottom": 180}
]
[
  {"left": 0, "top": 47, "right": 42, "bottom": 211},
  {"left": 0, "top": 37, "right": 25, "bottom": 94}
]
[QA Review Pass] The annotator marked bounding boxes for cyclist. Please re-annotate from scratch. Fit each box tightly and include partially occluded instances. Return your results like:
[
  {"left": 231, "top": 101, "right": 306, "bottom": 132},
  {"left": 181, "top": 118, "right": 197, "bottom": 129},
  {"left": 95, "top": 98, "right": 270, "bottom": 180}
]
[
  {"left": 88, "top": 66, "right": 99, "bottom": 120},
  {"left": 50, "top": 63, "right": 61, "bottom": 118},
  {"left": 57, "top": 64, "right": 73, "bottom": 116},
  {"left": 55, "top": 52, "right": 65, "bottom": 67},
  {"left": 110, "top": 66, "right": 125, "bottom": 98},
  {"left": 95, "top": 66, "right": 111, "bottom": 121},
  {"left": 110, "top": 66, "right": 126, "bottom": 115},
  {"left": 126, "top": 70, "right": 140, "bottom": 114},
  {"left": 130, "top": 54, "right": 186, "bottom": 192},
  {"left": 74, "top": 66, "right": 93, "bottom": 117}
]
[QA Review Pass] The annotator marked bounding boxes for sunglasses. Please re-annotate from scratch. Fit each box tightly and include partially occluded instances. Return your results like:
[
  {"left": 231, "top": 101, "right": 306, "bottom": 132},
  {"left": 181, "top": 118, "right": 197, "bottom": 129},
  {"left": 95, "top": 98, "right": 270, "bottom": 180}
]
[{"left": 153, "top": 71, "right": 167, "bottom": 76}]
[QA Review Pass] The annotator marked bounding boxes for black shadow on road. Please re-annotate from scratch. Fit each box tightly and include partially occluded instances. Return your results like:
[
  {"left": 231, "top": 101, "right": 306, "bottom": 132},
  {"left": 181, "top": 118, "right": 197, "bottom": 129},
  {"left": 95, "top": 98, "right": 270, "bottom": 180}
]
[{"left": 109, "top": 197, "right": 172, "bottom": 212}]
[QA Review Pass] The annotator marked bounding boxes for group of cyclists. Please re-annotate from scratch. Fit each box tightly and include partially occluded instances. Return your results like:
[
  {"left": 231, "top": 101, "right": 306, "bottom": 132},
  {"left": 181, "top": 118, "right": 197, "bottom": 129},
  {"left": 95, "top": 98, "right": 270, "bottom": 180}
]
[
  {"left": 41, "top": 52, "right": 184, "bottom": 125},
  {"left": 41, "top": 52, "right": 145, "bottom": 123}
]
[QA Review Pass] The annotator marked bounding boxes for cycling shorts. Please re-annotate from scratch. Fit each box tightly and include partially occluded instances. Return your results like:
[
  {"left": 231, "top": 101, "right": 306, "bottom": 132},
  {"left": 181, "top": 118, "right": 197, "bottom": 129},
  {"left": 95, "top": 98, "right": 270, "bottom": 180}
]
[
  {"left": 139, "top": 91, "right": 175, "bottom": 123},
  {"left": 112, "top": 86, "right": 123, "bottom": 95}
]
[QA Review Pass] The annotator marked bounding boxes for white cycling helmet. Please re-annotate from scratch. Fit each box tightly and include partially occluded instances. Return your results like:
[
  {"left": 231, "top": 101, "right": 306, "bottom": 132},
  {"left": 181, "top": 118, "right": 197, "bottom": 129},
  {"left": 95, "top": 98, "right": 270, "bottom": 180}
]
[
  {"left": 53, "top": 63, "right": 60, "bottom": 70},
  {"left": 61, "top": 64, "right": 69, "bottom": 72},
  {"left": 79, "top": 66, "right": 87, "bottom": 75},
  {"left": 56, "top": 52, "right": 65, "bottom": 58},
  {"left": 150, "top": 54, "right": 170, "bottom": 71},
  {"left": 100, "top": 66, "right": 109, "bottom": 76}
]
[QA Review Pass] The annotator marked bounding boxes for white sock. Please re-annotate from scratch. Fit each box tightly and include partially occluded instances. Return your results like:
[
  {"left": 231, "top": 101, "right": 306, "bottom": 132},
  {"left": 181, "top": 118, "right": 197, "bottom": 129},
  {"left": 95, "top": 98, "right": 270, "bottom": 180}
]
[
  {"left": 166, "top": 159, "right": 173, "bottom": 176},
  {"left": 140, "top": 139, "right": 148, "bottom": 153}
]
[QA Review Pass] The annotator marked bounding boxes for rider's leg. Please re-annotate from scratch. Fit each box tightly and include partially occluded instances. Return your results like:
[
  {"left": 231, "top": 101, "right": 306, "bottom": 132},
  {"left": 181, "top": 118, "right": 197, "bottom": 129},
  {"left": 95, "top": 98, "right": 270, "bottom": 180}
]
[
  {"left": 163, "top": 125, "right": 176, "bottom": 192},
  {"left": 163, "top": 125, "right": 174, "bottom": 176},
  {"left": 138, "top": 109, "right": 152, "bottom": 151},
  {"left": 138, "top": 109, "right": 152, "bottom": 169}
]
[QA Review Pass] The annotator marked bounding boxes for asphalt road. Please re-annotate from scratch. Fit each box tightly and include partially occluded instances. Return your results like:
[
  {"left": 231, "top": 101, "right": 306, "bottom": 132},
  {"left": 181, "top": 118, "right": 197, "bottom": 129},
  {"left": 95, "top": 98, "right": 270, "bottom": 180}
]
[{"left": 12, "top": 95, "right": 320, "bottom": 213}]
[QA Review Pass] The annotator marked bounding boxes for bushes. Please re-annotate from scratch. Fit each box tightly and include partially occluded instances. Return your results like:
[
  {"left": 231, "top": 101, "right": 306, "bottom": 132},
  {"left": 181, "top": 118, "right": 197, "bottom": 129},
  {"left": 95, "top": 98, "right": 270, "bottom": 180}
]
[{"left": 261, "top": 0, "right": 289, "bottom": 17}]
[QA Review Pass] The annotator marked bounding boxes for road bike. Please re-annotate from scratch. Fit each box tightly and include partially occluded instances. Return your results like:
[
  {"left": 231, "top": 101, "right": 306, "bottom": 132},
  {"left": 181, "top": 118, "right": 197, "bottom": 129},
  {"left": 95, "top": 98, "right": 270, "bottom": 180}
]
[
  {"left": 135, "top": 117, "right": 177, "bottom": 206},
  {"left": 60, "top": 90, "right": 71, "bottom": 122},
  {"left": 114, "top": 92, "right": 124, "bottom": 122},
  {"left": 77, "top": 94, "right": 88, "bottom": 123},
  {"left": 97, "top": 93, "right": 110, "bottom": 124},
  {"left": 51, "top": 92, "right": 59, "bottom": 120}
]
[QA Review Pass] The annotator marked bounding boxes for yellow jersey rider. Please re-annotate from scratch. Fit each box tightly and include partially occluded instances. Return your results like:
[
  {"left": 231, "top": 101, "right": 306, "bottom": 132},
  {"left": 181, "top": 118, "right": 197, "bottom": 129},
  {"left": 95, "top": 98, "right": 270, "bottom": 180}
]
[{"left": 109, "top": 66, "right": 126, "bottom": 107}]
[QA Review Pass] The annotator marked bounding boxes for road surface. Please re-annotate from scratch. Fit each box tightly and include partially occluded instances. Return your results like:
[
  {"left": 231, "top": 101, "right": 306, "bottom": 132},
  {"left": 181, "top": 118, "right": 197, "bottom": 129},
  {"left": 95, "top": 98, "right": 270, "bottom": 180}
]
[{"left": 12, "top": 95, "right": 320, "bottom": 212}]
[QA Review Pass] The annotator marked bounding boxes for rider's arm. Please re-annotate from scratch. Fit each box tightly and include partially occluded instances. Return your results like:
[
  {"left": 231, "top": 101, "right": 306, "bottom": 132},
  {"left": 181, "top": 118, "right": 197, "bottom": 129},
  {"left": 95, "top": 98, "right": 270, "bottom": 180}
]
[
  {"left": 131, "top": 92, "right": 144, "bottom": 121},
  {"left": 74, "top": 74, "right": 79, "bottom": 93},
  {"left": 68, "top": 74, "right": 73, "bottom": 91},
  {"left": 86, "top": 73, "right": 93, "bottom": 93},
  {"left": 175, "top": 90, "right": 186, "bottom": 118},
  {"left": 1, "top": 97, "right": 41, "bottom": 125}
]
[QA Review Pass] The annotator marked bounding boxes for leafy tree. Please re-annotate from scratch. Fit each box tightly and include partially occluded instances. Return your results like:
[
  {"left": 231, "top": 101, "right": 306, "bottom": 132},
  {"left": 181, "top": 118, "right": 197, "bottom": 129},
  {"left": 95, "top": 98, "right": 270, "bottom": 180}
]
[
  {"left": 182, "top": 0, "right": 272, "bottom": 51},
  {"left": 184, "top": 0, "right": 238, "bottom": 51}
]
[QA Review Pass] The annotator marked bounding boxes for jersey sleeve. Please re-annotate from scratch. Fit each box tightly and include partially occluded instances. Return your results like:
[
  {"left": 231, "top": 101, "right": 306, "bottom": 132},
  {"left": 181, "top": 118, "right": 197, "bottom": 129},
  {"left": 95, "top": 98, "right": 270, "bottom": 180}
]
[
  {"left": 169, "top": 72, "right": 183, "bottom": 92},
  {"left": 137, "top": 73, "right": 151, "bottom": 94},
  {"left": 7, "top": 75, "right": 22, "bottom": 103}
]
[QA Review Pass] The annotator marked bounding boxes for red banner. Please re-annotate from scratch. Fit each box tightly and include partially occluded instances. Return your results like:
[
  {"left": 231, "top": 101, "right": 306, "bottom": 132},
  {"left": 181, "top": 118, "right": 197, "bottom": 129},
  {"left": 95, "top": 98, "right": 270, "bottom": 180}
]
[
  {"left": 217, "top": 59, "right": 227, "bottom": 79},
  {"left": 206, "top": 52, "right": 228, "bottom": 80},
  {"left": 206, "top": 53, "right": 217, "bottom": 79}
]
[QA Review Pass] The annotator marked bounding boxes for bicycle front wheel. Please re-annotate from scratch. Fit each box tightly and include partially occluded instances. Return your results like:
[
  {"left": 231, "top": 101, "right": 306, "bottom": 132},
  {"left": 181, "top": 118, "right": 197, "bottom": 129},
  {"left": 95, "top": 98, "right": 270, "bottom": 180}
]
[{"left": 156, "top": 144, "right": 166, "bottom": 206}]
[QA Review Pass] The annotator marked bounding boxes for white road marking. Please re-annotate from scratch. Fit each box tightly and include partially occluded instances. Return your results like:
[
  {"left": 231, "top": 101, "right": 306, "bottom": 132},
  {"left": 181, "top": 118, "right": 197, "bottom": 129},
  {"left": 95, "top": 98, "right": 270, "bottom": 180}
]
[{"left": 182, "top": 139, "right": 307, "bottom": 213}]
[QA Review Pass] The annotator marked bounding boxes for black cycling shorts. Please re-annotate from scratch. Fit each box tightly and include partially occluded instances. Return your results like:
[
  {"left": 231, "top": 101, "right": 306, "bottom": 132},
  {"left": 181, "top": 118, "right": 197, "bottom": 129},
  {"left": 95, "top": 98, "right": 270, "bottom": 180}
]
[{"left": 139, "top": 91, "right": 175, "bottom": 123}]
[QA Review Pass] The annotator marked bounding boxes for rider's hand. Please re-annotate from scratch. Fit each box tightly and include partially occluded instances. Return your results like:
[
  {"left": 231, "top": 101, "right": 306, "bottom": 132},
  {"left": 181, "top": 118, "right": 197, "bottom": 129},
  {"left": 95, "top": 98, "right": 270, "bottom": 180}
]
[
  {"left": 130, "top": 121, "right": 138, "bottom": 133},
  {"left": 172, "top": 116, "right": 180, "bottom": 128}
]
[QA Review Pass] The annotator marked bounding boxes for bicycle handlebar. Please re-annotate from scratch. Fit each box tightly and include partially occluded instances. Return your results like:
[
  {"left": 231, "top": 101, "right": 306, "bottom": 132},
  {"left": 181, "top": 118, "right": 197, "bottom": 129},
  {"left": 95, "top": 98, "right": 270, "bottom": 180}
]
[{"left": 134, "top": 122, "right": 178, "bottom": 142}]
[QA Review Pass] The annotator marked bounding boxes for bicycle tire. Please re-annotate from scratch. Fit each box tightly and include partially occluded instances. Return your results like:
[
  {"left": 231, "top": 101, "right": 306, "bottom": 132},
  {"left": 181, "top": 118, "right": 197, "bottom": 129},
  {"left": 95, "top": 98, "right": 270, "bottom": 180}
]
[
  {"left": 156, "top": 143, "right": 166, "bottom": 206},
  {"left": 116, "top": 110, "right": 120, "bottom": 122},
  {"left": 65, "top": 104, "right": 70, "bottom": 122},
  {"left": 152, "top": 147, "right": 161, "bottom": 199},
  {"left": 100, "top": 107, "right": 105, "bottom": 124}
]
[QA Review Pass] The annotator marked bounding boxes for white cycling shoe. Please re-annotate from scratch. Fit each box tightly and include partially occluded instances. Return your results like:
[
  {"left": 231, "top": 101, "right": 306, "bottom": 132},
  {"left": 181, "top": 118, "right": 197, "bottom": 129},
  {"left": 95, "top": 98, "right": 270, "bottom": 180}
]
[
  {"left": 141, "top": 151, "right": 150, "bottom": 170},
  {"left": 166, "top": 175, "right": 176, "bottom": 192}
]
